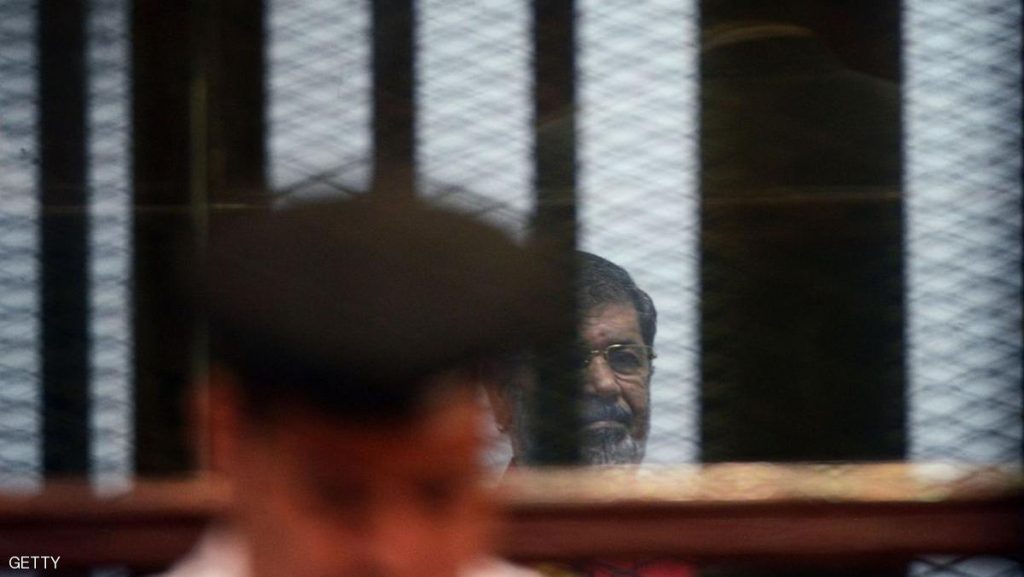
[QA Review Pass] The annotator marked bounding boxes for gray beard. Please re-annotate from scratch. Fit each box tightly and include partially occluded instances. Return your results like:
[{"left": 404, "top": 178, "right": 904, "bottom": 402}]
[
  {"left": 511, "top": 407, "right": 646, "bottom": 466},
  {"left": 579, "top": 425, "right": 645, "bottom": 465}
]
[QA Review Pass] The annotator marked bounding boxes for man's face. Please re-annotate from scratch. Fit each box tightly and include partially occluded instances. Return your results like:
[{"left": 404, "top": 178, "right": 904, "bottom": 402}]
[
  {"left": 220, "top": 383, "right": 492, "bottom": 577},
  {"left": 575, "top": 302, "right": 652, "bottom": 464},
  {"left": 496, "top": 302, "right": 652, "bottom": 466}
]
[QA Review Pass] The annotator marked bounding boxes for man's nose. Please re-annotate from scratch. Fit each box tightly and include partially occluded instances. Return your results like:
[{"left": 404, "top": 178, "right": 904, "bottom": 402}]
[{"left": 583, "top": 354, "right": 621, "bottom": 399}]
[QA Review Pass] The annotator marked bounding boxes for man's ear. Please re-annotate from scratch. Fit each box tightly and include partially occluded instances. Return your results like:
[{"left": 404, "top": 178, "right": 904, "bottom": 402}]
[{"left": 193, "top": 365, "right": 247, "bottom": 474}]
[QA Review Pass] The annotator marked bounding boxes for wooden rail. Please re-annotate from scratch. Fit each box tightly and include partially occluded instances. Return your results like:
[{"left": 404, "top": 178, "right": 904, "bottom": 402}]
[{"left": 0, "top": 464, "right": 1020, "bottom": 569}]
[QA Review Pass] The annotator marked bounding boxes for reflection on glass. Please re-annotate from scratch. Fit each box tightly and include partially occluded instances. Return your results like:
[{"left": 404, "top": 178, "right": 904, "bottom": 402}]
[{"left": 699, "top": 0, "right": 906, "bottom": 464}]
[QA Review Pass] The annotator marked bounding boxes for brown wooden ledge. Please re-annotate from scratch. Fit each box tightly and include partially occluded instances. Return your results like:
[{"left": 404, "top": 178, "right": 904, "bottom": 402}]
[{"left": 0, "top": 464, "right": 1020, "bottom": 568}]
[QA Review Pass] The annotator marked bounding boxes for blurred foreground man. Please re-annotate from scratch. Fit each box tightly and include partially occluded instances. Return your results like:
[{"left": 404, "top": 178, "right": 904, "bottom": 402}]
[
  {"left": 489, "top": 252, "right": 657, "bottom": 468},
  {"left": 164, "top": 198, "right": 552, "bottom": 577}
]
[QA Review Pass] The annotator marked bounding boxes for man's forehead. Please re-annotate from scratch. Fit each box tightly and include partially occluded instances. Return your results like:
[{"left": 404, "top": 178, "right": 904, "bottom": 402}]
[{"left": 580, "top": 302, "right": 643, "bottom": 344}]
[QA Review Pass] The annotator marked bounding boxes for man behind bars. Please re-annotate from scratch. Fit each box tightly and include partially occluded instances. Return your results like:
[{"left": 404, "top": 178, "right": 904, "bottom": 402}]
[
  {"left": 164, "top": 197, "right": 553, "bottom": 577},
  {"left": 488, "top": 252, "right": 658, "bottom": 468},
  {"left": 485, "top": 254, "right": 687, "bottom": 577}
]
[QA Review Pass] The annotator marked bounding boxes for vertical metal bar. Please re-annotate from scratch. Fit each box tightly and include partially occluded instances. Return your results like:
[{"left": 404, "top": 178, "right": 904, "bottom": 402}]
[
  {"left": 130, "top": 0, "right": 196, "bottom": 475},
  {"left": 371, "top": 0, "right": 417, "bottom": 197},
  {"left": 205, "top": 0, "right": 267, "bottom": 205},
  {"left": 38, "top": 0, "right": 91, "bottom": 477},
  {"left": 192, "top": 0, "right": 268, "bottom": 470},
  {"left": 528, "top": 0, "right": 581, "bottom": 465}
]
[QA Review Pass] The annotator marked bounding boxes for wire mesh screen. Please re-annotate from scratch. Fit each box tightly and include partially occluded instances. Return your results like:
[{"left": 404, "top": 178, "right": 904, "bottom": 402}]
[
  {"left": 0, "top": 0, "right": 134, "bottom": 491},
  {"left": 914, "top": 558, "right": 1022, "bottom": 577},
  {"left": 0, "top": 0, "right": 42, "bottom": 491},
  {"left": 521, "top": 557, "right": 1023, "bottom": 577},
  {"left": 267, "top": 0, "right": 371, "bottom": 198},
  {"left": 0, "top": 0, "right": 1022, "bottom": 572},
  {"left": 417, "top": 0, "right": 534, "bottom": 235},
  {"left": 86, "top": 0, "right": 132, "bottom": 490},
  {"left": 902, "top": 2, "right": 1022, "bottom": 577},
  {"left": 0, "top": 0, "right": 1020, "bottom": 473},
  {"left": 577, "top": 0, "right": 700, "bottom": 465},
  {"left": 903, "top": 0, "right": 1023, "bottom": 463},
  {"left": 411, "top": 0, "right": 702, "bottom": 464},
  {"left": 699, "top": 0, "right": 907, "bottom": 464}
]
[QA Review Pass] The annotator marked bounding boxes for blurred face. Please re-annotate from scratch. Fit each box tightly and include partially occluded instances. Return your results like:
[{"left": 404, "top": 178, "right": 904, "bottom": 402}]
[
  {"left": 494, "top": 303, "right": 652, "bottom": 466},
  {"left": 215, "top": 380, "right": 492, "bottom": 577}
]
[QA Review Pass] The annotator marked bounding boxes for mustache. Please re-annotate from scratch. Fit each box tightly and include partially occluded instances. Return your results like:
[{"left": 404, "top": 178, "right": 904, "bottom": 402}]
[{"left": 579, "top": 398, "right": 633, "bottom": 427}]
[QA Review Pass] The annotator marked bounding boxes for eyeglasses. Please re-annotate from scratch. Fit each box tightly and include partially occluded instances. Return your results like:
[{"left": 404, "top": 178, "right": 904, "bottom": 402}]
[{"left": 577, "top": 344, "right": 656, "bottom": 376}]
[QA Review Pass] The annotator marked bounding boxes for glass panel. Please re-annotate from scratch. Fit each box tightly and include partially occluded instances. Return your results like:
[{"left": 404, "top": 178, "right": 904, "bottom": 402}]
[
  {"left": 267, "top": 0, "right": 372, "bottom": 198},
  {"left": 577, "top": 0, "right": 701, "bottom": 465},
  {"left": 0, "top": 0, "right": 42, "bottom": 492},
  {"left": 904, "top": 0, "right": 1023, "bottom": 463},
  {"left": 87, "top": 0, "right": 133, "bottom": 491},
  {"left": 698, "top": 0, "right": 906, "bottom": 463}
]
